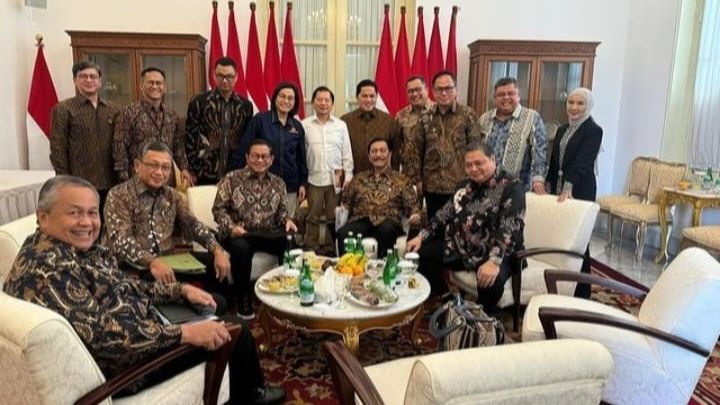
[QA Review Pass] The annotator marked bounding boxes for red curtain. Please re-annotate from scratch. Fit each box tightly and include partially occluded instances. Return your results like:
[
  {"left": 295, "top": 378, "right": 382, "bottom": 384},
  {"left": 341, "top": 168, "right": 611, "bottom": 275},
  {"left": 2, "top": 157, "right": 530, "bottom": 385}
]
[
  {"left": 246, "top": 2, "right": 268, "bottom": 111},
  {"left": 375, "top": 4, "right": 399, "bottom": 116},
  {"left": 395, "top": 6, "right": 411, "bottom": 108},
  {"left": 410, "top": 7, "right": 429, "bottom": 93},
  {"left": 225, "top": 1, "right": 247, "bottom": 97},
  {"left": 280, "top": 2, "right": 305, "bottom": 118},
  {"left": 427, "top": 6, "right": 445, "bottom": 93},
  {"left": 264, "top": 1, "right": 282, "bottom": 100},
  {"left": 445, "top": 6, "right": 458, "bottom": 77},
  {"left": 207, "top": 1, "right": 224, "bottom": 89}
]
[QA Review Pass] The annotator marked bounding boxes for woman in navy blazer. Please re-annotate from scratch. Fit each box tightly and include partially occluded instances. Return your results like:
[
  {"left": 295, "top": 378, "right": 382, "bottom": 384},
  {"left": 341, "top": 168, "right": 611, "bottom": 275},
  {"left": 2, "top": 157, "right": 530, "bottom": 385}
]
[{"left": 546, "top": 87, "right": 603, "bottom": 202}]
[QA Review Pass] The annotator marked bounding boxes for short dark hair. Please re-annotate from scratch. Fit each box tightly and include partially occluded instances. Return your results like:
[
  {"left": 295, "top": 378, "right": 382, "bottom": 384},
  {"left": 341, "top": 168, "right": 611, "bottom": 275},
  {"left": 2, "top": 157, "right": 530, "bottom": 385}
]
[
  {"left": 247, "top": 138, "right": 274, "bottom": 155},
  {"left": 37, "top": 175, "right": 99, "bottom": 213},
  {"left": 312, "top": 86, "right": 335, "bottom": 103},
  {"left": 270, "top": 82, "right": 299, "bottom": 117},
  {"left": 136, "top": 140, "right": 172, "bottom": 160},
  {"left": 494, "top": 77, "right": 518, "bottom": 91},
  {"left": 72, "top": 61, "right": 102, "bottom": 78},
  {"left": 215, "top": 57, "right": 237, "bottom": 70},
  {"left": 367, "top": 137, "right": 389, "bottom": 153},
  {"left": 355, "top": 79, "right": 377, "bottom": 97},
  {"left": 405, "top": 75, "right": 426, "bottom": 87},
  {"left": 141, "top": 67, "right": 166, "bottom": 80},
  {"left": 465, "top": 141, "right": 494, "bottom": 158},
  {"left": 432, "top": 70, "right": 456, "bottom": 87}
]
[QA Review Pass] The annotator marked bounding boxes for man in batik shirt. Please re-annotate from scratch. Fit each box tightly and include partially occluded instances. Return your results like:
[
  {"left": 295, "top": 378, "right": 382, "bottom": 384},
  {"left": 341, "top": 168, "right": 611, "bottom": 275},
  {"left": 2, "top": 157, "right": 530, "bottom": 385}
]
[
  {"left": 394, "top": 75, "right": 432, "bottom": 184},
  {"left": 338, "top": 138, "right": 421, "bottom": 258}
]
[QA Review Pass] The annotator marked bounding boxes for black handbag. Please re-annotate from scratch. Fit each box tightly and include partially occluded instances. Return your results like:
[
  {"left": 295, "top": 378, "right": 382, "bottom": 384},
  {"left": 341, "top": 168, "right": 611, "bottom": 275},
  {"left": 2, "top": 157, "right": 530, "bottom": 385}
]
[{"left": 429, "top": 293, "right": 505, "bottom": 351}]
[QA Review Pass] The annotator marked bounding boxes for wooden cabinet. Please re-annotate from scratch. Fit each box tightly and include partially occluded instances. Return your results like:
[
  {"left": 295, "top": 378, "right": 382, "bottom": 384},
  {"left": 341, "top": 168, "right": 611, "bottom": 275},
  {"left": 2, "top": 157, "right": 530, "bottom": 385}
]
[
  {"left": 467, "top": 40, "right": 599, "bottom": 134},
  {"left": 66, "top": 31, "right": 207, "bottom": 117}
]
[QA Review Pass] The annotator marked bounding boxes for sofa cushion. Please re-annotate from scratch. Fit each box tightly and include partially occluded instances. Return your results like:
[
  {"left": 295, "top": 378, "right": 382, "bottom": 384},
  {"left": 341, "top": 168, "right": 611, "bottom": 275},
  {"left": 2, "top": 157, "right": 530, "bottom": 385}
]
[
  {"left": 0, "top": 214, "right": 36, "bottom": 285},
  {"left": 596, "top": 195, "right": 641, "bottom": 211},
  {"left": 364, "top": 355, "right": 421, "bottom": 405},
  {"left": 683, "top": 226, "right": 720, "bottom": 250},
  {"left": 114, "top": 364, "right": 229, "bottom": 405}
]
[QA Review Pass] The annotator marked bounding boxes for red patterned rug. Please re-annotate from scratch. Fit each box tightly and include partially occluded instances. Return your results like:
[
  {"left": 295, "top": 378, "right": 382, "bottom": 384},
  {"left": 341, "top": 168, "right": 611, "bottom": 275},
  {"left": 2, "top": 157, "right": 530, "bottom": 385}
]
[{"left": 249, "top": 260, "right": 720, "bottom": 404}]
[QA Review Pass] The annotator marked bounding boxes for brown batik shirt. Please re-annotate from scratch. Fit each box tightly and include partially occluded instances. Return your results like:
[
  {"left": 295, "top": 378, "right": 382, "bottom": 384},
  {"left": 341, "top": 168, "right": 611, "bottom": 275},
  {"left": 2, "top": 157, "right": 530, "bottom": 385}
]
[
  {"left": 394, "top": 103, "right": 432, "bottom": 175},
  {"left": 50, "top": 95, "right": 120, "bottom": 190},
  {"left": 3, "top": 231, "right": 183, "bottom": 387},
  {"left": 113, "top": 100, "right": 189, "bottom": 182},
  {"left": 103, "top": 177, "right": 220, "bottom": 267},
  {"left": 341, "top": 108, "right": 398, "bottom": 173},
  {"left": 341, "top": 168, "right": 420, "bottom": 226},
  {"left": 212, "top": 167, "right": 288, "bottom": 240},
  {"left": 405, "top": 102, "right": 482, "bottom": 194}
]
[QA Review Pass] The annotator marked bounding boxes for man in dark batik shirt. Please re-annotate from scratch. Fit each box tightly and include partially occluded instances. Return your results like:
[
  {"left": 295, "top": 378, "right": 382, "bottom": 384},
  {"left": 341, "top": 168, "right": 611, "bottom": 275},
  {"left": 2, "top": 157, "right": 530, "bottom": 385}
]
[
  {"left": 2, "top": 175, "right": 285, "bottom": 404},
  {"left": 407, "top": 142, "right": 525, "bottom": 312},
  {"left": 185, "top": 57, "right": 254, "bottom": 185}
]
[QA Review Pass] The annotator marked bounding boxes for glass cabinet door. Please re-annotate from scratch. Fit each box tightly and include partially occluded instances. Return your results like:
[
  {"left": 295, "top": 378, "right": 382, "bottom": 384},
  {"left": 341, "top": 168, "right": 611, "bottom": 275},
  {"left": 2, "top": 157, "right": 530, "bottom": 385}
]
[
  {"left": 486, "top": 60, "right": 531, "bottom": 111},
  {"left": 86, "top": 52, "right": 133, "bottom": 106},
  {"left": 141, "top": 54, "right": 189, "bottom": 116},
  {"left": 538, "top": 61, "right": 584, "bottom": 131}
]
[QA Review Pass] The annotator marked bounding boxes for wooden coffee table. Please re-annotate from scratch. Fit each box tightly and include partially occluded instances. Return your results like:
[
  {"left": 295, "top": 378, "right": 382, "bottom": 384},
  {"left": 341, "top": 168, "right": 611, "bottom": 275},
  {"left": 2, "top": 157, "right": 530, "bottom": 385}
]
[{"left": 254, "top": 267, "right": 431, "bottom": 354}]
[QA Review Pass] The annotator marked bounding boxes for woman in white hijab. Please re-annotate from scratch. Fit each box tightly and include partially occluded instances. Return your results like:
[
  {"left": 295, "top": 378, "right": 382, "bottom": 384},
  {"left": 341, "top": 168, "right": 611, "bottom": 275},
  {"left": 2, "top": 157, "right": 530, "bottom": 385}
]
[{"left": 546, "top": 87, "right": 603, "bottom": 202}]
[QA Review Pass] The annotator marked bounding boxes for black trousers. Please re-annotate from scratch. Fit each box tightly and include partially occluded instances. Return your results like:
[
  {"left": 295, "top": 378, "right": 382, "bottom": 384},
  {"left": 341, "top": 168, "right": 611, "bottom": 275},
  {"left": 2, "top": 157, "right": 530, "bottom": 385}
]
[
  {"left": 337, "top": 218, "right": 404, "bottom": 258},
  {"left": 222, "top": 235, "right": 286, "bottom": 301},
  {"left": 425, "top": 192, "right": 453, "bottom": 220}
]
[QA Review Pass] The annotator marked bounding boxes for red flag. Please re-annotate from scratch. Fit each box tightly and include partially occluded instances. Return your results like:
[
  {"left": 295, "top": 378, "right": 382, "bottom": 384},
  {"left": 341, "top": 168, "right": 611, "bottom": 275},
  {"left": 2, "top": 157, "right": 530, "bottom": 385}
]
[
  {"left": 375, "top": 4, "right": 399, "bottom": 116},
  {"left": 27, "top": 37, "right": 58, "bottom": 169},
  {"left": 226, "top": 1, "right": 247, "bottom": 97},
  {"left": 445, "top": 6, "right": 458, "bottom": 76},
  {"left": 208, "top": 1, "right": 224, "bottom": 89},
  {"left": 395, "top": 6, "right": 411, "bottom": 108},
  {"left": 280, "top": 1, "right": 305, "bottom": 118},
  {"left": 427, "top": 6, "right": 445, "bottom": 89},
  {"left": 246, "top": 2, "right": 268, "bottom": 111},
  {"left": 410, "top": 7, "right": 429, "bottom": 91},
  {"left": 264, "top": 1, "right": 282, "bottom": 100}
]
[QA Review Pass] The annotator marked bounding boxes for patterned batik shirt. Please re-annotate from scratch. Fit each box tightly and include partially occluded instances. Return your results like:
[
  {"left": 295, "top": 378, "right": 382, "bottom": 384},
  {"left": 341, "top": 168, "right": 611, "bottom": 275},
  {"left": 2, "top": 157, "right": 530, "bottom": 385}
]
[
  {"left": 185, "top": 89, "right": 253, "bottom": 184},
  {"left": 212, "top": 167, "right": 289, "bottom": 240},
  {"left": 50, "top": 95, "right": 120, "bottom": 190},
  {"left": 394, "top": 102, "right": 432, "bottom": 176},
  {"left": 113, "top": 100, "right": 189, "bottom": 182},
  {"left": 421, "top": 170, "right": 525, "bottom": 271},
  {"left": 341, "top": 108, "right": 398, "bottom": 173},
  {"left": 341, "top": 169, "right": 420, "bottom": 226},
  {"left": 405, "top": 102, "right": 482, "bottom": 194},
  {"left": 103, "top": 177, "right": 220, "bottom": 267},
  {"left": 480, "top": 105, "right": 548, "bottom": 190},
  {"left": 2, "top": 231, "right": 183, "bottom": 386}
]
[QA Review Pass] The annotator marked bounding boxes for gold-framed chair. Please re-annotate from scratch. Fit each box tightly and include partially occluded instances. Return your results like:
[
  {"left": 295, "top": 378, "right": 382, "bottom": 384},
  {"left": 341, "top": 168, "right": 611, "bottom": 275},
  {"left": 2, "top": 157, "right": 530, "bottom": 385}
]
[{"left": 682, "top": 226, "right": 720, "bottom": 257}]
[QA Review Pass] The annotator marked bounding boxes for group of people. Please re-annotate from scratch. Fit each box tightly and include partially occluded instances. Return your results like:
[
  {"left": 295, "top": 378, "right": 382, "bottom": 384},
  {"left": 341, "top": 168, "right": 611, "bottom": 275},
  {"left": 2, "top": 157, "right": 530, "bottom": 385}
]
[{"left": 3, "top": 55, "right": 603, "bottom": 404}]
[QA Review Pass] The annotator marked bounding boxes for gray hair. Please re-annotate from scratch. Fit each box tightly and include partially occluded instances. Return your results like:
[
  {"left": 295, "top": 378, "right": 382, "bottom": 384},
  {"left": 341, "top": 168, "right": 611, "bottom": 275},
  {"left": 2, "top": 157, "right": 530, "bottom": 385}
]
[
  {"left": 136, "top": 139, "right": 172, "bottom": 160},
  {"left": 465, "top": 141, "right": 494, "bottom": 158},
  {"left": 37, "top": 175, "right": 99, "bottom": 212}
]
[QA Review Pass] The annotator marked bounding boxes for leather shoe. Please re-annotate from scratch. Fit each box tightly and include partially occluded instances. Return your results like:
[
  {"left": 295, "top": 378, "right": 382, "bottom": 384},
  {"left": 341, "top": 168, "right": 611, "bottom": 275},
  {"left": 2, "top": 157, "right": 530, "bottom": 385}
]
[{"left": 250, "top": 385, "right": 286, "bottom": 405}]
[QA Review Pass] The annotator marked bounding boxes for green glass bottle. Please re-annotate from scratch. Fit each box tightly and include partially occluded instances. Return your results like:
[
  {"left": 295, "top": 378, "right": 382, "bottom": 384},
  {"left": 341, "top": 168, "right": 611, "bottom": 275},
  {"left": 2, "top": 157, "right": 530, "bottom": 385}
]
[
  {"left": 355, "top": 233, "right": 365, "bottom": 257},
  {"left": 298, "top": 258, "right": 315, "bottom": 306},
  {"left": 383, "top": 249, "right": 395, "bottom": 287},
  {"left": 283, "top": 235, "right": 293, "bottom": 270}
]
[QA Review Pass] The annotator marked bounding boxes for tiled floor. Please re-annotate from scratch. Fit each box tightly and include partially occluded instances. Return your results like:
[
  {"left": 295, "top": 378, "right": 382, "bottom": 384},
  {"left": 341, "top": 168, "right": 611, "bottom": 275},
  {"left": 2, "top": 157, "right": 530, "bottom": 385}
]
[{"left": 589, "top": 231, "right": 666, "bottom": 288}]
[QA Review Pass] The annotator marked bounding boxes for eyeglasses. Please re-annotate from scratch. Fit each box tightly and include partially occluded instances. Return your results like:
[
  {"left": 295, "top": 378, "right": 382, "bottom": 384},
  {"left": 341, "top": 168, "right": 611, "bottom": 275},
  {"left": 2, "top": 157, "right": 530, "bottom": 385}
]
[
  {"left": 77, "top": 73, "right": 100, "bottom": 81},
  {"left": 249, "top": 153, "right": 271, "bottom": 161},
  {"left": 215, "top": 74, "right": 237, "bottom": 82},
  {"left": 140, "top": 161, "right": 173, "bottom": 173},
  {"left": 433, "top": 85, "right": 455, "bottom": 94}
]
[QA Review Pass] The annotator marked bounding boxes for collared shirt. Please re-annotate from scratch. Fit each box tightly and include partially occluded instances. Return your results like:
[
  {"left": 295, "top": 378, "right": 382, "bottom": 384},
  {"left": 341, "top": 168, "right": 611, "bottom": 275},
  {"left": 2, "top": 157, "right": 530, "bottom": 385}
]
[
  {"left": 103, "top": 177, "right": 220, "bottom": 267},
  {"left": 302, "top": 114, "right": 354, "bottom": 187},
  {"left": 50, "top": 95, "right": 120, "bottom": 190},
  {"left": 422, "top": 171, "right": 525, "bottom": 271},
  {"left": 394, "top": 103, "right": 432, "bottom": 174},
  {"left": 341, "top": 169, "right": 420, "bottom": 226},
  {"left": 185, "top": 89, "right": 254, "bottom": 184},
  {"left": 113, "top": 100, "right": 189, "bottom": 182},
  {"left": 237, "top": 110, "right": 308, "bottom": 193},
  {"left": 213, "top": 167, "right": 288, "bottom": 240},
  {"left": 405, "top": 102, "right": 482, "bottom": 194},
  {"left": 340, "top": 108, "right": 397, "bottom": 173},
  {"left": 3, "top": 231, "right": 183, "bottom": 387},
  {"left": 481, "top": 105, "right": 548, "bottom": 190}
]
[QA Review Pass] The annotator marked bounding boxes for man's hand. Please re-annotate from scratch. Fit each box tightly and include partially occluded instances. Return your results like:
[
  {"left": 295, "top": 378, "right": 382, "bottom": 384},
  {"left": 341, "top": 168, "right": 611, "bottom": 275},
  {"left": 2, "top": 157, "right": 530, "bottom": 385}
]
[
  {"left": 231, "top": 225, "right": 247, "bottom": 237},
  {"left": 181, "top": 169, "right": 196, "bottom": 187},
  {"left": 213, "top": 248, "right": 231, "bottom": 281},
  {"left": 406, "top": 235, "right": 423, "bottom": 252},
  {"left": 180, "top": 320, "right": 231, "bottom": 351},
  {"left": 476, "top": 260, "right": 500, "bottom": 289},
  {"left": 532, "top": 181, "right": 546, "bottom": 195},
  {"left": 298, "top": 186, "right": 306, "bottom": 202},
  {"left": 150, "top": 258, "right": 176, "bottom": 283},
  {"left": 181, "top": 283, "right": 217, "bottom": 309},
  {"left": 408, "top": 213, "right": 421, "bottom": 227},
  {"left": 286, "top": 219, "right": 298, "bottom": 234}
]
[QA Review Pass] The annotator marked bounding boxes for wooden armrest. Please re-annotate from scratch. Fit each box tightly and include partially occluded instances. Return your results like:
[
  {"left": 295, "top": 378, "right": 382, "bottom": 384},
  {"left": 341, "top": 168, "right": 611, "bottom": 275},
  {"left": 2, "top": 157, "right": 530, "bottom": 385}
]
[
  {"left": 538, "top": 307, "right": 709, "bottom": 357},
  {"left": 75, "top": 323, "right": 242, "bottom": 405},
  {"left": 514, "top": 247, "right": 585, "bottom": 261},
  {"left": 323, "top": 341, "right": 384, "bottom": 405},
  {"left": 544, "top": 269, "right": 647, "bottom": 299}
]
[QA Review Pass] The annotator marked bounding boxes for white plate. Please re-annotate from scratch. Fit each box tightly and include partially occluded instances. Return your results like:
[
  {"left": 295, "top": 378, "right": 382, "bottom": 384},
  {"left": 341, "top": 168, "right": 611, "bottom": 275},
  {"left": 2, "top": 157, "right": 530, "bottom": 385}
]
[
  {"left": 348, "top": 289, "right": 397, "bottom": 309},
  {"left": 257, "top": 274, "right": 299, "bottom": 294}
]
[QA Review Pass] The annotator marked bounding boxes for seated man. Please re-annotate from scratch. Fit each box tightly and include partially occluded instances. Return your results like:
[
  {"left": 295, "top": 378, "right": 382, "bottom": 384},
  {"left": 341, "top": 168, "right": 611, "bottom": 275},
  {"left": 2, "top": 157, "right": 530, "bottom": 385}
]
[
  {"left": 338, "top": 137, "right": 421, "bottom": 257},
  {"left": 2, "top": 175, "right": 285, "bottom": 404},
  {"left": 213, "top": 139, "right": 298, "bottom": 319},
  {"left": 103, "top": 140, "right": 230, "bottom": 291},
  {"left": 406, "top": 142, "right": 525, "bottom": 312}
]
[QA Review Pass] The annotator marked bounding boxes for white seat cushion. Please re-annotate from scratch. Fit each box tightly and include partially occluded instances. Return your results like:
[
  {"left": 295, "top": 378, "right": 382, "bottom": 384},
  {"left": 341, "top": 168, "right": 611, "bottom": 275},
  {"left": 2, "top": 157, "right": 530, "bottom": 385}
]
[
  {"left": 114, "top": 364, "right": 229, "bottom": 405},
  {"left": 364, "top": 356, "right": 421, "bottom": 405},
  {"left": 0, "top": 214, "right": 36, "bottom": 284}
]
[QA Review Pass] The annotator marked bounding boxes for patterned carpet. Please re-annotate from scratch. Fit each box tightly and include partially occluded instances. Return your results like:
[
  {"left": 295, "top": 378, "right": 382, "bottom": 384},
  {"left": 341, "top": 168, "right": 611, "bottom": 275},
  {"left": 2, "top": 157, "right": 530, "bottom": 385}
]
[{"left": 249, "top": 260, "right": 720, "bottom": 404}]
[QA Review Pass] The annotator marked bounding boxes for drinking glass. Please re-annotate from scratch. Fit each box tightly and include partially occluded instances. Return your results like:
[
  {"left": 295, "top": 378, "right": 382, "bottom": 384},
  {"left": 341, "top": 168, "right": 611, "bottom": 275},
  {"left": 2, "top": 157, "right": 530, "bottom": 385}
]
[{"left": 334, "top": 274, "right": 351, "bottom": 310}]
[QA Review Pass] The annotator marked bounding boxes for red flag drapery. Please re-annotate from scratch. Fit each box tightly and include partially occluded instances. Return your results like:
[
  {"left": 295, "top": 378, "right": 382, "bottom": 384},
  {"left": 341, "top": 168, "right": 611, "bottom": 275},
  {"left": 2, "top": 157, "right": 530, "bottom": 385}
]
[
  {"left": 226, "top": 1, "right": 248, "bottom": 97},
  {"left": 427, "top": 6, "right": 445, "bottom": 93},
  {"left": 208, "top": 1, "right": 224, "bottom": 88},
  {"left": 280, "top": 1, "right": 305, "bottom": 118},
  {"left": 410, "top": 7, "right": 429, "bottom": 91},
  {"left": 27, "top": 36, "right": 58, "bottom": 169},
  {"left": 246, "top": 2, "right": 268, "bottom": 111},
  {"left": 375, "top": 4, "right": 400, "bottom": 116},
  {"left": 395, "top": 6, "right": 411, "bottom": 108},
  {"left": 264, "top": 1, "right": 282, "bottom": 100},
  {"left": 445, "top": 6, "right": 458, "bottom": 76}
]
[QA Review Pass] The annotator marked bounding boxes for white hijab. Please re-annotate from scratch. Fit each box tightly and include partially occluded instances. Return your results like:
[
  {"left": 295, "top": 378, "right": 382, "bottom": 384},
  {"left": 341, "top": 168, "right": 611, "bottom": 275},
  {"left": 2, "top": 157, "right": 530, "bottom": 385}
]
[{"left": 567, "top": 87, "right": 594, "bottom": 127}]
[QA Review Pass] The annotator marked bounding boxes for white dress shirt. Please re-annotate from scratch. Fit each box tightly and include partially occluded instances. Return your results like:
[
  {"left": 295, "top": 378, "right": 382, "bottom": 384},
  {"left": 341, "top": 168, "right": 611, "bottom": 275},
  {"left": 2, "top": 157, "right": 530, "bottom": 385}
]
[{"left": 302, "top": 114, "right": 354, "bottom": 187}]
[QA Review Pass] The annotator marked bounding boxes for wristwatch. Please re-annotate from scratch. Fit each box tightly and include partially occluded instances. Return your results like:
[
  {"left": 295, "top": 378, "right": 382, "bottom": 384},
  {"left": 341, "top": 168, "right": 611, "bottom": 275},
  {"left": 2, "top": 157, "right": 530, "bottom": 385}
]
[{"left": 489, "top": 255, "right": 503, "bottom": 266}]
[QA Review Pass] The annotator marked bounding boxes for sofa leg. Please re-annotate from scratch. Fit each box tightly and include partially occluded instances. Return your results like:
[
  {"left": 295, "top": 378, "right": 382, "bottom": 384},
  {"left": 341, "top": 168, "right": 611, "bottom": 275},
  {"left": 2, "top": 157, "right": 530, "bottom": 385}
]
[{"left": 606, "top": 213, "right": 614, "bottom": 251}]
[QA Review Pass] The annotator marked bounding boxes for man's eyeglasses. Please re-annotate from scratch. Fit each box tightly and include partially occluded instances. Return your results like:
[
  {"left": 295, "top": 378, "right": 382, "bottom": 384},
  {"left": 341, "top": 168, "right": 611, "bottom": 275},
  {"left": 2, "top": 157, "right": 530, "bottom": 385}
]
[
  {"left": 140, "top": 161, "right": 173, "bottom": 173},
  {"left": 249, "top": 153, "right": 271, "bottom": 161},
  {"left": 433, "top": 85, "right": 455, "bottom": 94},
  {"left": 215, "top": 74, "right": 237, "bottom": 82},
  {"left": 77, "top": 73, "right": 100, "bottom": 81}
]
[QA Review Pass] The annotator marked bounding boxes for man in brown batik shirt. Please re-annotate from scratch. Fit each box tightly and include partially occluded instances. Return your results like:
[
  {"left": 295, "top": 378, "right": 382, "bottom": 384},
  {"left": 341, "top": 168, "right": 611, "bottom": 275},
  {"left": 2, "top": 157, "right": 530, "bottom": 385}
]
[{"left": 394, "top": 75, "right": 432, "bottom": 198}]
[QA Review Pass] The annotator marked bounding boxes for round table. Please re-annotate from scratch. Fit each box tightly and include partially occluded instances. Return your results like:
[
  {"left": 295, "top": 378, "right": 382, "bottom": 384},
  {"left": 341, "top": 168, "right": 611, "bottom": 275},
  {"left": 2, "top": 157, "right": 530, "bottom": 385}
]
[{"left": 254, "top": 267, "right": 431, "bottom": 354}]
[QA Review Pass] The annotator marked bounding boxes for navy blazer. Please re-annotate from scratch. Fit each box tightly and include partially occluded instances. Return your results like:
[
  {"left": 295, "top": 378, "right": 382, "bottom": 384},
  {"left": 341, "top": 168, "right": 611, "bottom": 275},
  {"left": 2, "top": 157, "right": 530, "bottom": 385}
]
[{"left": 546, "top": 117, "right": 603, "bottom": 201}]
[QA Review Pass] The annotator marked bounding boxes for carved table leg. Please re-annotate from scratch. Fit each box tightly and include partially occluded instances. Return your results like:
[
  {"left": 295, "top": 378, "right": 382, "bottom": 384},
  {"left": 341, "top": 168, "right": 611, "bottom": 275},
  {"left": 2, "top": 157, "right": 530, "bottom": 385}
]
[
  {"left": 409, "top": 307, "right": 424, "bottom": 348},
  {"left": 257, "top": 305, "right": 273, "bottom": 352},
  {"left": 342, "top": 325, "right": 360, "bottom": 355},
  {"left": 655, "top": 192, "right": 671, "bottom": 263}
]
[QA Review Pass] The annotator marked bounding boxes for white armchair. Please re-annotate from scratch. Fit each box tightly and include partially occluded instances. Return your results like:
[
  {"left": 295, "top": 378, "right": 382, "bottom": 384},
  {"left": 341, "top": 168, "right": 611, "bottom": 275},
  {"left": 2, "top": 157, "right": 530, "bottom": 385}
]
[
  {"left": 0, "top": 214, "right": 36, "bottom": 286},
  {"left": 522, "top": 247, "right": 720, "bottom": 405}
]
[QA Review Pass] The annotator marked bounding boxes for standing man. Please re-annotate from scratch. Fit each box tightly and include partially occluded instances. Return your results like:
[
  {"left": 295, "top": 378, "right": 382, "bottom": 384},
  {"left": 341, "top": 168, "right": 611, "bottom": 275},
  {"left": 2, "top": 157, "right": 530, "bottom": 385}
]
[
  {"left": 113, "top": 67, "right": 192, "bottom": 185},
  {"left": 186, "top": 57, "right": 254, "bottom": 185},
  {"left": 394, "top": 75, "right": 432, "bottom": 182},
  {"left": 50, "top": 61, "right": 120, "bottom": 212},
  {"left": 480, "top": 77, "right": 548, "bottom": 192},
  {"left": 302, "top": 86, "right": 353, "bottom": 253},
  {"left": 405, "top": 70, "right": 482, "bottom": 219},
  {"left": 341, "top": 79, "right": 398, "bottom": 173}
]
